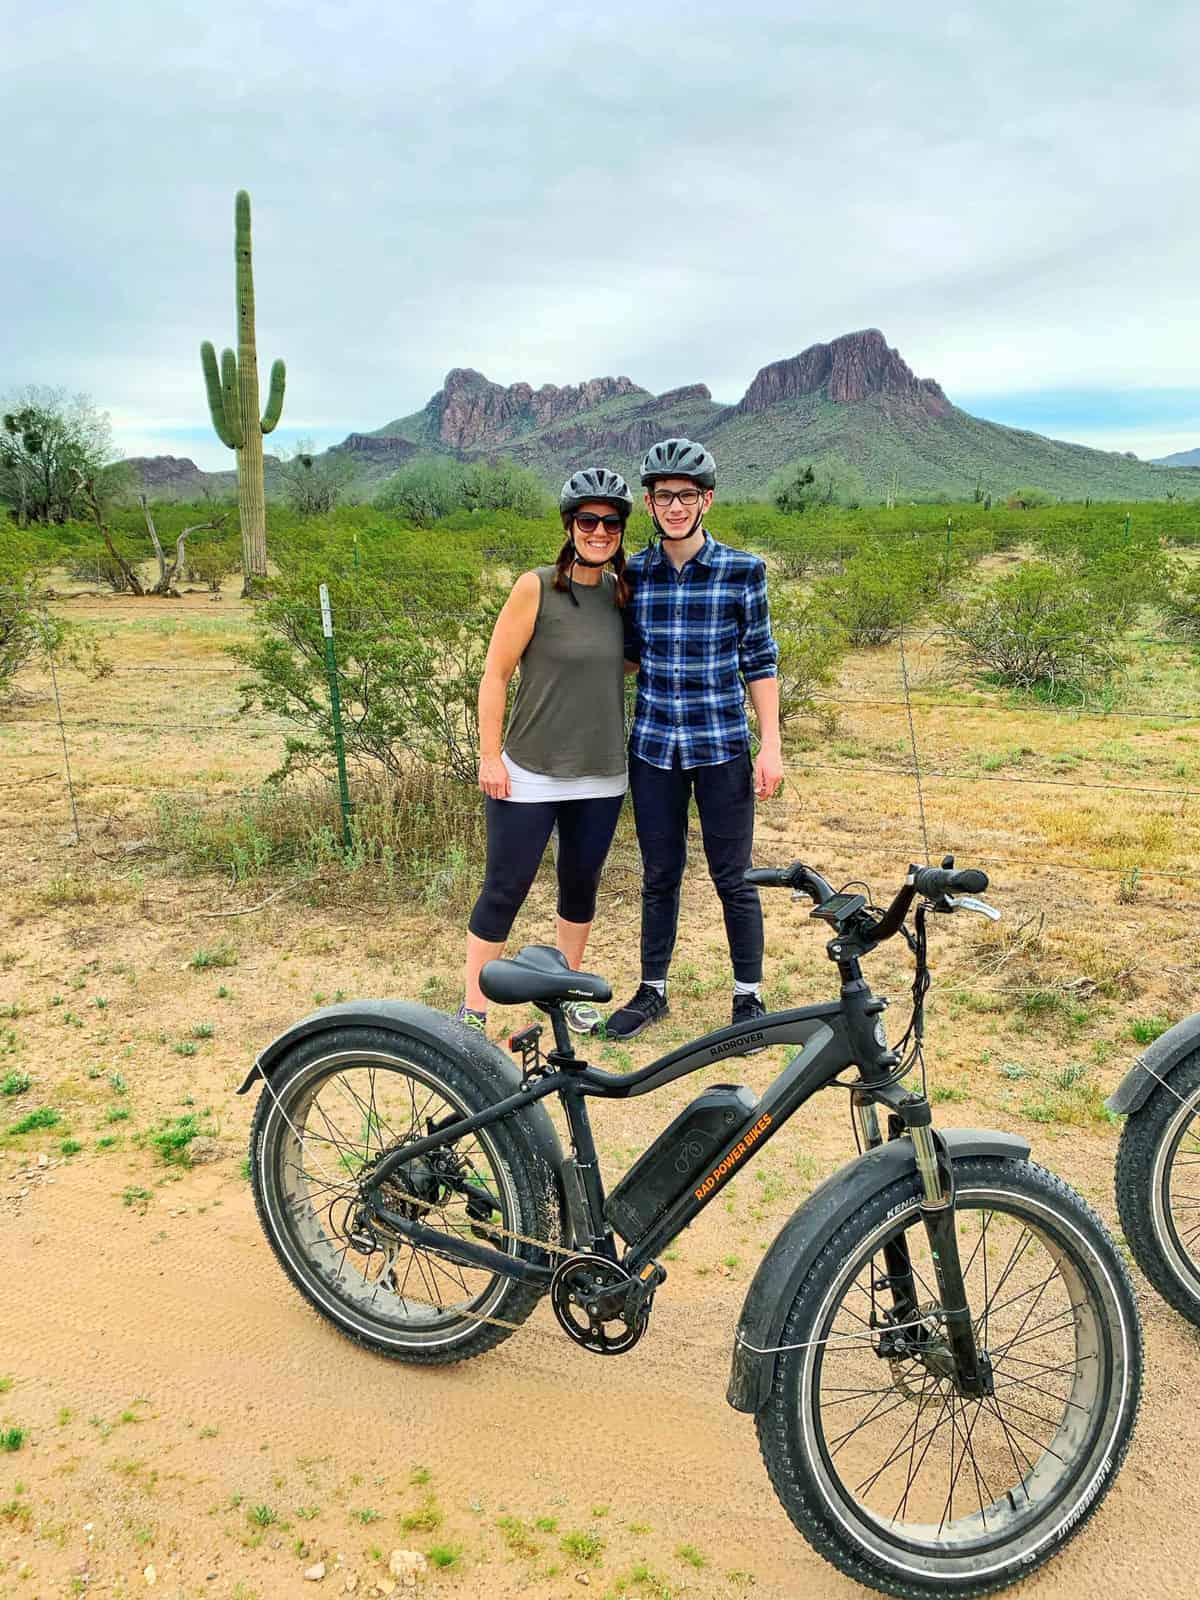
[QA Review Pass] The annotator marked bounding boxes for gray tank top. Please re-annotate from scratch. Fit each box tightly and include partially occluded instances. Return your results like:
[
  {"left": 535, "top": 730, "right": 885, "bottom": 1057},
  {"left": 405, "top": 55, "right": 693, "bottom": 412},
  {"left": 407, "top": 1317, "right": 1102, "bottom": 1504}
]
[{"left": 504, "top": 567, "right": 626, "bottom": 780}]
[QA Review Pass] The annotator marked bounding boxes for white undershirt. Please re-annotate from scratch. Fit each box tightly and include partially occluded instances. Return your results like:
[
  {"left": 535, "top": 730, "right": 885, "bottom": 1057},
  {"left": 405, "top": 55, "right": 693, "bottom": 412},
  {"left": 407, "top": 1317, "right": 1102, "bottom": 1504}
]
[{"left": 500, "top": 751, "right": 628, "bottom": 804}]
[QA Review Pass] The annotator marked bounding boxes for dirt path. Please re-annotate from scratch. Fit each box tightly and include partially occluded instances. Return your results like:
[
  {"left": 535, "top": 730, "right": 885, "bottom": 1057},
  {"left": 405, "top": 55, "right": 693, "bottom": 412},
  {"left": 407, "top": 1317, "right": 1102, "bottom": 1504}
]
[
  {"left": 4, "top": 588, "right": 1200, "bottom": 1597},
  {"left": 4, "top": 1142, "right": 1200, "bottom": 1599}
]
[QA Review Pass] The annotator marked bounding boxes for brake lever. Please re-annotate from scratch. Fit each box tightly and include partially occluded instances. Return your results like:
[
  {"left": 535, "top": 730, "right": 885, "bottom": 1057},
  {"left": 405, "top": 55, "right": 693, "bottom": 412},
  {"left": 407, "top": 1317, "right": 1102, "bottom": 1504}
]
[{"left": 947, "top": 895, "right": 1001, "bottom": 921}]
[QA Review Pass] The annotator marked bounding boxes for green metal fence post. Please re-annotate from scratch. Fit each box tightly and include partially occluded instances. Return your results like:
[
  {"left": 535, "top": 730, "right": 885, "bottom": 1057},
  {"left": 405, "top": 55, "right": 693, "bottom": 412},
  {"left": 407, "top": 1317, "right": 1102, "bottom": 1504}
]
[{"left": 319, "top": 583, "right": 354, "bottom": 850}]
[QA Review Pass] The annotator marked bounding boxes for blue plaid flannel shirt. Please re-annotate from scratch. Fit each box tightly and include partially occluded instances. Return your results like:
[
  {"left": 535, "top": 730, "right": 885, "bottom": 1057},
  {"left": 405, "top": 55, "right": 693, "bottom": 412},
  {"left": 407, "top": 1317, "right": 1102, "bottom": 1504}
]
[{"left": 623, "top": 531, "right": 778, "bottom": 771}]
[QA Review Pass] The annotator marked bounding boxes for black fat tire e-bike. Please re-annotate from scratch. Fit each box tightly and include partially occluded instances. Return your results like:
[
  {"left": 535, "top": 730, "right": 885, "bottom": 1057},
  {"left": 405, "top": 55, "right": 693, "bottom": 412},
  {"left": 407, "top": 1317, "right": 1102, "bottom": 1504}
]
[
  {"left": 1109, "top": 1017, "right": 1200, "bottom": 1327},
  {"left": 240, "top": 859, "right": 1141, "bottom": 1600}
]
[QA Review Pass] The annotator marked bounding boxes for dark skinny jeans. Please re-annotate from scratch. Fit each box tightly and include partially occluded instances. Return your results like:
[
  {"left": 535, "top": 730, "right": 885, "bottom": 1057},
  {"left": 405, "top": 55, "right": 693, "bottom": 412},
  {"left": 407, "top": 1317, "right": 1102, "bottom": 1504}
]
[{"left": 629, "top": 750, "right": 763, "bottom": 985}]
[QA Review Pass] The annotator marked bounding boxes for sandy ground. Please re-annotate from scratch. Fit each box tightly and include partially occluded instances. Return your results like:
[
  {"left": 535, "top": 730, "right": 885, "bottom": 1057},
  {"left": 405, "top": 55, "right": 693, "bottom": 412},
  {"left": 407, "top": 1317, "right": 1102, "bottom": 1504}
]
[{"left": 2, "top": 586, "right": 1200, "bottom": 1599}]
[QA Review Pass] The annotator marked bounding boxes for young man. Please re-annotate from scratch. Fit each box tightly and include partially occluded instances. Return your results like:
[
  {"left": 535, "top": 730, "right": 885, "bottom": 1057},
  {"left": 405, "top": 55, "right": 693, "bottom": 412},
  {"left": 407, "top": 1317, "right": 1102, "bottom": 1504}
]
[{"left": 604, "top": 437, "right": 782, "bottom": 1041}]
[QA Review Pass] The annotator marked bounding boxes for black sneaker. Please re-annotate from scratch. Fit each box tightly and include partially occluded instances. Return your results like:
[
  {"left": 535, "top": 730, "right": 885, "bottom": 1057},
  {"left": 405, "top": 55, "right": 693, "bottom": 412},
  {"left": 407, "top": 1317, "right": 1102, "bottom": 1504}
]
[
  {"left": 732, "top": 992, "right": 767, "bottom": 1054},
  {"left": 603, "top": 983, "right": 669, "bottom": 1040}
]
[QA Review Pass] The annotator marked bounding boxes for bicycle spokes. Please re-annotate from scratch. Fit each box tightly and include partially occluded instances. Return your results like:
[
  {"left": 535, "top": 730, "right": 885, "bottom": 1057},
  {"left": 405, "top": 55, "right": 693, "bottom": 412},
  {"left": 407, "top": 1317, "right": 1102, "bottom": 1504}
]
[{"left": 812, "top": 1200, "right": 1102, "bottom": 1547}]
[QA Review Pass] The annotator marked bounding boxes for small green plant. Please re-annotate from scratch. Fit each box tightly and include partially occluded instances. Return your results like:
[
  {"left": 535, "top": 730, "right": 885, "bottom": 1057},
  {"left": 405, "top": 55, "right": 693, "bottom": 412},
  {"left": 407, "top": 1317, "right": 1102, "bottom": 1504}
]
[
  {"left": 562, "top": 1529, "right": 604, "bottom": 1562},
  {"left": 216, "top": 984, "right": 232, "bottom": 999},
  {"left": 189, "top": 944, "right": 238, "bottom": 970},
  {"left": 494, "top": 1514, "right": 539, "bottom": 1557},
  {"left": 426, "top": 1544, "right": 462, "bottom": 1569},
  {"left": 1, "top": 1071, "right": 30, "bottom": 1096},
  {"left": 145, "top": 1112, "right": 213, "bottom": 1165},
  {"left": 60, "top": 1139, "right": 82, "bottom": 1156},
  {"left": 295, "top": 1505, "right": 320, "bottom": 1520},
  {"left": 247, "top": 1504, "right": 278, "bottom": 1527},
  {"left": 9, "top": 1105, "right": 59, "bottom": 1133},
  {"left": 173, "top": 1040, "right": 198, "bottom": 1057},
  {"left": 534, "top": 1515, "right": 558, "bottom": 1532},
  {"left": 96, "top": 1135, "right": 119, "bottom": 1150},
  {"left": 108, "top": 1070, "right": 127, "bottom": 1094},
  {"left": 410, "top": 1465, "right": 431, "bottom": 1486},
  {"left": 400, "top": 1499, "right": 443, "bottom": 1533},
  {"left": 676, "top": 1544, "right": 707, "bottom": 1569},
  {"left": 104, "top": 1106, "right": 130, "bottom": 1124},
  {"left": 191, "top": 1022, "right": 215, "bottom": 1040},
  {"left": 351, "top": 1507, "right": 381, "bottom": 1524},
  {"left": 121, "top": 1186, "right": 152, "bottom": 1211},
  {"left": 931, "top": 1084, "right": 967, "bottom": 1104},
  {"left": 0, "top": 1376, "right": 11, "bottom": 1393},
  {"left": 1, "top": 1428, "right": 26, "bottom": 1452},
  {"left": 1129, "top": 1016, "right": 1170, "bottom": 1045}
]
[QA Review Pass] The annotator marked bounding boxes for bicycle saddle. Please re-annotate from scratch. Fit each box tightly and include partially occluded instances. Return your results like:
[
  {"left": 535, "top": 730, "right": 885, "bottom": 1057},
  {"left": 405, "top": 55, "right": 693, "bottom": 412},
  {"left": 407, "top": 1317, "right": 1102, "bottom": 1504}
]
[{"left": 479, "top": 945, "right": 612, "bottom": 1007}]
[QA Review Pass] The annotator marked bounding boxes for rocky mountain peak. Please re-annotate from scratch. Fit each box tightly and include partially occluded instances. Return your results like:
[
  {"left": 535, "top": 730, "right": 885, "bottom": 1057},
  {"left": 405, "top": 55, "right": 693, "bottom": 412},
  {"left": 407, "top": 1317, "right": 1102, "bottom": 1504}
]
[
  {"left": 432, "top": 368, "right": 648, "bottom": 450},
  {"left": 737, "top": 328, "right": 950, "bottom": 417}
]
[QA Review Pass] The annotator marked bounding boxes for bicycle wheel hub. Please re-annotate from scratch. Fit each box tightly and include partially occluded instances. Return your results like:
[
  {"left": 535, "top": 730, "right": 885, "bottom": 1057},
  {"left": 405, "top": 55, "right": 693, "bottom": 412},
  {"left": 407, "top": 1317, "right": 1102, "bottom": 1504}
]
[{"left": 550, "top": 1254, "right": 648, "bottom": 1355}]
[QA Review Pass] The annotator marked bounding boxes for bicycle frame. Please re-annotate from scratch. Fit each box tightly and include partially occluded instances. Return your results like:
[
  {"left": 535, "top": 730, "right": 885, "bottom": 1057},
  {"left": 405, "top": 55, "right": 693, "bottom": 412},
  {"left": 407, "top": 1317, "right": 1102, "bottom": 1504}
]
[{"left": 362, "top": 968, "right": 912, "bottom": 1270}]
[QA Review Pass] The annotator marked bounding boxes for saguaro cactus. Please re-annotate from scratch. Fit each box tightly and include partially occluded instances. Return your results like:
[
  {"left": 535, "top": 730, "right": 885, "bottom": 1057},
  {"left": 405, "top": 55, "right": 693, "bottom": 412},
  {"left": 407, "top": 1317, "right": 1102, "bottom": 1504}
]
[{"left": 201, "top": 189, "right": 285, "bottom": 594}]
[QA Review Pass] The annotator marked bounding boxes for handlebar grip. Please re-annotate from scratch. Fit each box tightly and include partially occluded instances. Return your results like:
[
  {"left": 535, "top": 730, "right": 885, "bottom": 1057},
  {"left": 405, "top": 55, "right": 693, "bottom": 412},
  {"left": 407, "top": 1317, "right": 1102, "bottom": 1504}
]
[
  {"left": 744, "top": 867, "right": 792, "bottom": 887},
  {"left": 911, "top": 865, "right": 989, "bottom": 898}
]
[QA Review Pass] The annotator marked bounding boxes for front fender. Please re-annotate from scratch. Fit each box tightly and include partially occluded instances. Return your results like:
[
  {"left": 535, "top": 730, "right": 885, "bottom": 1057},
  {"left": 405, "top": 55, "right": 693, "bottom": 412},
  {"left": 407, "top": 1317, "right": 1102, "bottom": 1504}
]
[
  {"left": 726, "top": 1128, "right": 1032, "bottom": 1414},
  {"left": 238, "top": 999, "right": 567, "bottom": 1229},
  {"left": 1105, "top": 1012, "right": 1200, "bottom": 1116}
]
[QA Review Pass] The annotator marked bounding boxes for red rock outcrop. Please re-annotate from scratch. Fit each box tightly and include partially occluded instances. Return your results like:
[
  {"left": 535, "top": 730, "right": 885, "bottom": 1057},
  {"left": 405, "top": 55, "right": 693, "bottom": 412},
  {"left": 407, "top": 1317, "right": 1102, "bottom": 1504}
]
[
  {"left": 432, "top": 368, "right": 648, "bottom": 449},
  {"left": 737, "top": 329, "right": 950, "bottom": 417}
]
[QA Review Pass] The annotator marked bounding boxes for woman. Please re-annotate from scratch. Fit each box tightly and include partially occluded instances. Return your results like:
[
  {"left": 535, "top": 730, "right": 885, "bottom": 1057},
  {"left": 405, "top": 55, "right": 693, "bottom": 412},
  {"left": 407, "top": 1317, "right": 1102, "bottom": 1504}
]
[{"left": 458, "top": 466, "right": 633, "bottom": 1034}]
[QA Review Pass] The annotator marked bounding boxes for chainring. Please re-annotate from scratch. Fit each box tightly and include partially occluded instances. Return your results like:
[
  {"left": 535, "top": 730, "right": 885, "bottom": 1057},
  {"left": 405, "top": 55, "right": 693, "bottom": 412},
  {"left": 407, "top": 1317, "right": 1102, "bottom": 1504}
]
[{"left": 550, "top": 1253, "right": 648, "bottom": 1355}]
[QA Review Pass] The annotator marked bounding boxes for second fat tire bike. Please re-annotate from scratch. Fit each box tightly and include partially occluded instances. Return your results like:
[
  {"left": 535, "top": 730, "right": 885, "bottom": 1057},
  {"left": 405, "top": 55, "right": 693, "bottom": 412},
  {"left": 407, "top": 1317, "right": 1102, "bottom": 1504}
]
[
  {"left": 240, "top": 857, "right": 1141, "bottom": 1600},
  {"left": 1109, "top": 1016, "right": 1200, "bottom": 1326}
]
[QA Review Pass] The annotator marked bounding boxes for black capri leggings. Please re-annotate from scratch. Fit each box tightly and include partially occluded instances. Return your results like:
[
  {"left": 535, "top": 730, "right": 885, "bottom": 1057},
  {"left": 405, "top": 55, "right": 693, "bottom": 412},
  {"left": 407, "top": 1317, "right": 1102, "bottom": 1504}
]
[{"left": 468, "top": 793, "right": 625, "bottom": 943}]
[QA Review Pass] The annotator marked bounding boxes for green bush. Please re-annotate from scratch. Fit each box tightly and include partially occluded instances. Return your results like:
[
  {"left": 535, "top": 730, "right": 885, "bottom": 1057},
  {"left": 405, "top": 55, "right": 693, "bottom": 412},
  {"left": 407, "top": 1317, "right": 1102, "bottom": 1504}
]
[
  {"left": 235, "top": 547, "right": 503, "bottom": 787},
  {"left": 1161, "top": 564, "right": 1200, "bottom": 643},
  {"left": 770, "top": 588, "right": 846, "bottom": 733},
  {"left": 374, "top": 455, "right": 548, "bottom": 526},
  {"left": 939, "top": 561, "right": 1125, "bottom": 696}
]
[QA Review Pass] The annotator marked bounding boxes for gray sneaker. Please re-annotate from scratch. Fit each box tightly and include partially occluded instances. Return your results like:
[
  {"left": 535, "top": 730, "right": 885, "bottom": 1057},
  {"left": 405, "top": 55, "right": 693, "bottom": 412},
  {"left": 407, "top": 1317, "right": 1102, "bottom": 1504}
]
[
  {"left": 456, "top": 1004, "right": 487, "bottom": 1035},
  {"left": 562, "top": 1000, "right": 603, "bottom": 1035}
]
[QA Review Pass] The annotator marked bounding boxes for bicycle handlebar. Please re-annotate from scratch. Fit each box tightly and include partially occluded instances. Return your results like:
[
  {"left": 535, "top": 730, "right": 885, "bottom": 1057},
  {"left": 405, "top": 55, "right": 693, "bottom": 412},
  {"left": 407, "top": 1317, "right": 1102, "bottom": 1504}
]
[
  {"left": 743, "top": 859, "right": 990, "bottom": 947},
  {"left": 909, "top": 864, "right": 988, "bottom": 898}
]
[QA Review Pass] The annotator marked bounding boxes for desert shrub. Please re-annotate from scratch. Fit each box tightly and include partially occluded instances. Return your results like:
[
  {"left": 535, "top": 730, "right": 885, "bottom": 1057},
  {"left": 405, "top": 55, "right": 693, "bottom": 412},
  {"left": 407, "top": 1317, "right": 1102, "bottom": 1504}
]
[
  {"left": 235, "top": 549, "right": 502, "bottom": 787},
  {"left": 186, "top": 534, "right": 242, "bottom": 594},
  {"left": 939, "top": 561, "right": 1125, "bottom": 697},
  {"left": 1162, "top": 564, "right": 1200, "bottom": 643},
  {"left": 771, "top": 588, "right": 846, "bottom": 733},
  {"left": 375, "top": 456, "right": 548, "bottom": 527},
  {"left": 812, "top": 536, "right": 945, "bottom": 646}
]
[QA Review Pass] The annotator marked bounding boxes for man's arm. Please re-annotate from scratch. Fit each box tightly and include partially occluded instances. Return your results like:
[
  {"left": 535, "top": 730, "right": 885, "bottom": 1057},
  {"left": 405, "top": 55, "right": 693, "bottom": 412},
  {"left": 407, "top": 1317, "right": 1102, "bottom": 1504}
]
[
  {"left": 748, "top": 676, "right": 782, "bottom": 799},
  {"left": 739, "top": 559, "right": 782, "bottom": 799}
]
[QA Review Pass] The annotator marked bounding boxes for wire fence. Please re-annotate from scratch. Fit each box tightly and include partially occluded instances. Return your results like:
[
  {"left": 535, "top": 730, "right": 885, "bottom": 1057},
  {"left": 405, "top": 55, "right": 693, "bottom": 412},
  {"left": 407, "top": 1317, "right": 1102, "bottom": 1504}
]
[{"left": 6, "top": 574, "right": 1200, "bottom": 927}]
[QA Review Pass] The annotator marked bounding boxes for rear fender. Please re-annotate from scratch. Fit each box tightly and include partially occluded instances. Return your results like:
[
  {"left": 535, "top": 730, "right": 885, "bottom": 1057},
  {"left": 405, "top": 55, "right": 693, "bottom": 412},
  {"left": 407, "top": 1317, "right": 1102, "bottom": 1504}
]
[
  {"left": 1105, "top": 1012, "right": 1200, "bottom": 1116},
  {"left": 239, "top": 1000, "right": 567, "bottom": 1241},
  {"left": 726, "top": 1128, "right": 1032, "bottom": 1414}
]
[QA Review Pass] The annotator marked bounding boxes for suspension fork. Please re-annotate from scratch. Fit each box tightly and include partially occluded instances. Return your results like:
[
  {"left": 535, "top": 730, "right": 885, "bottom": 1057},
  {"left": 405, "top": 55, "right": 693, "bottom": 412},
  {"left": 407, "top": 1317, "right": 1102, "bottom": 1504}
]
[
  {"left": 854, "top": 1093, "right": 921, "bottom": 1329},
  {"left": 908, "top": 1109, "right": 993, "bottom": 1399},
  {"left": 860, "top": 1090, "right": 992, "bottom": 1398}
]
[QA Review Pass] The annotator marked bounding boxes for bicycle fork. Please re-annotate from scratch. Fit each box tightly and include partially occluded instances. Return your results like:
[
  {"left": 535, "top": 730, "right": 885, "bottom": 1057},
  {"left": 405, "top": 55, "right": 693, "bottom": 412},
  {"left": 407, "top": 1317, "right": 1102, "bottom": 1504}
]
[{"left": 857, "top": 1094, "right": 994, "bottom": 1400}]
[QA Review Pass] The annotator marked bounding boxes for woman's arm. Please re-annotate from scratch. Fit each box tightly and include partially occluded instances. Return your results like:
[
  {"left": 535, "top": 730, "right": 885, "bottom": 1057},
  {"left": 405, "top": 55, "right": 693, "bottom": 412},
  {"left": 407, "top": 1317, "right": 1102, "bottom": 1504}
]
[{"left": 477, "top": 571, "right": 540, "bottom": 799}]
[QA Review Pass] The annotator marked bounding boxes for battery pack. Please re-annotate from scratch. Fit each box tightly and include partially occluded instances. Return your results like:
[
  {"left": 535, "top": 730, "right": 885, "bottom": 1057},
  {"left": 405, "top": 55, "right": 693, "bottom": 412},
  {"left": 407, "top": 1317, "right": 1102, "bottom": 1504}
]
[{"left": 604, "top": 1083, "right": 760, "bottom": 1242}]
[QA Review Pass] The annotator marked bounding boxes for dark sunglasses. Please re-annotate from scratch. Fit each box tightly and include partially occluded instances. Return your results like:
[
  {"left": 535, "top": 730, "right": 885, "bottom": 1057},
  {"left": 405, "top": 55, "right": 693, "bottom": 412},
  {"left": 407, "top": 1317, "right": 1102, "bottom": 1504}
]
[{"left": 573, "top": 512, "right": 624, "bottom": 534}]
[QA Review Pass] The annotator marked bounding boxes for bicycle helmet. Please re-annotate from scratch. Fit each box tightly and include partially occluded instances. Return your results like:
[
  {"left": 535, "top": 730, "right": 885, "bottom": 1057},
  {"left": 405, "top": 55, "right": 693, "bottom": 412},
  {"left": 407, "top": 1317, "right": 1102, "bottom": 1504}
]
[
  {"left": 639, "top": 437, "right": 716, "bottom": 489},
  {"left": 559, "top": 467, "right": 633, "bottom": 518}
]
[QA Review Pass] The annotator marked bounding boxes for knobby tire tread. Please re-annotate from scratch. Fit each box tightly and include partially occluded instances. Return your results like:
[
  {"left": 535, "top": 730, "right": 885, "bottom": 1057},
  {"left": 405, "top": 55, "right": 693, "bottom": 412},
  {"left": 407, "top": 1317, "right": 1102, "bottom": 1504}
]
[
  {"left": 249, "top": 1024, "right": 561, "bottom": 1366},
  {"left": 754, "top": 1156, "right": 1141, "bottom": 1600},
  {"left": 1114, "top": 1052, "right": 1200, "bottom": 1327}
]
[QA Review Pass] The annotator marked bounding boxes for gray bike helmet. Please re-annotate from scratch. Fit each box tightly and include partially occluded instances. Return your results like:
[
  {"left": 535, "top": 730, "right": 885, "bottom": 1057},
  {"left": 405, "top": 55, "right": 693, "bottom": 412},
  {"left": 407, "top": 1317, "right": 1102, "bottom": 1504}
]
[
  {"left": 639, "top": 437, "right": 716, "bottom": 489},
  {"left": 559, "top": 466, "right": 633, "bottom": 518}
]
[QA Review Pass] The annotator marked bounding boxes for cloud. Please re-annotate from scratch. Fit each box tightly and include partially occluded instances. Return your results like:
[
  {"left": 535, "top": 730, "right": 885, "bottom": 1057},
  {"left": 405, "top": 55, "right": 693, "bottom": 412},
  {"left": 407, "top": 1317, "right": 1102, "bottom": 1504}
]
[{"left": 3, "top": 0, "right": 1199, "bottom": 468}]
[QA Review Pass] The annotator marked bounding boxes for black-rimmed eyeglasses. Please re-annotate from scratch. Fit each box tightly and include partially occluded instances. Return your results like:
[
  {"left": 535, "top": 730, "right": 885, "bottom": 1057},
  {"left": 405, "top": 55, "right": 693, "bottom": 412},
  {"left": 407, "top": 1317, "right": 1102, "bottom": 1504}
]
[{"left": 650, "top": 488, "right": 704, "bottom": 508}]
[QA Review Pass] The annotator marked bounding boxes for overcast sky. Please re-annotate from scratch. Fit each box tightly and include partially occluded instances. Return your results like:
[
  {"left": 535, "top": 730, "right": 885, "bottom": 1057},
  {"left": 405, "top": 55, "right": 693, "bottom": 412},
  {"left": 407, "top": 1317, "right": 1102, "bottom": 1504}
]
[{"left": 4, "top": 0, "right": 1198, "bottom": 469}]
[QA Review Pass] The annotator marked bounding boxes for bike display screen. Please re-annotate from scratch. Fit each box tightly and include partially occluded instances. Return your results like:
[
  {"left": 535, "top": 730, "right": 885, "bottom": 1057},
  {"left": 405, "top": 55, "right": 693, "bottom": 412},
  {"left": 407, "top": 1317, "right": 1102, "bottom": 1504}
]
[{"left": 810, "top": 893, "right": 866, "bottom": 922}]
